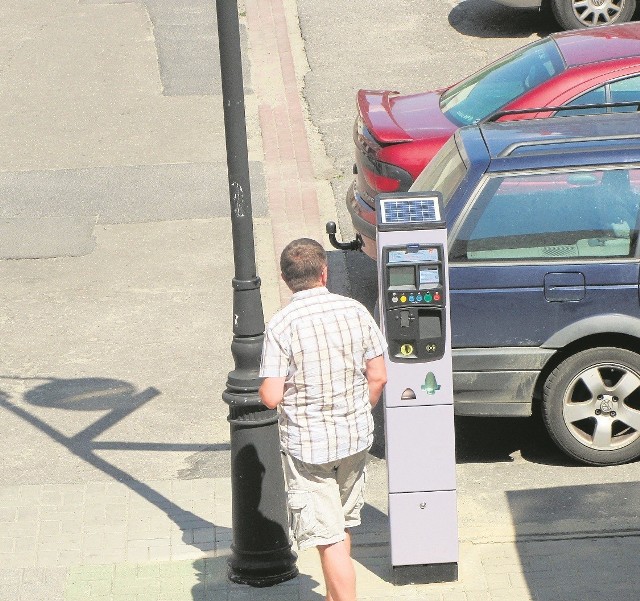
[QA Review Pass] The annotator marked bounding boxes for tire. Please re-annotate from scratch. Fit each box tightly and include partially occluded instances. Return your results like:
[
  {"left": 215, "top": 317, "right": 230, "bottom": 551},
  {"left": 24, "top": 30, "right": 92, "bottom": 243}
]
[
  {"left": 542, "top": 347, "right": 640, "bottom": 465},
  {"left": 551, "top": 0, "right": 636, "bottom": 30}
]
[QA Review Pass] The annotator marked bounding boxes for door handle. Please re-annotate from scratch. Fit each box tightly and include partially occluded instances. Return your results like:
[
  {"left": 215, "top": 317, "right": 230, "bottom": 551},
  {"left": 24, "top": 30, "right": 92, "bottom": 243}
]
[{"left": 544, "top": 272, "right": 585, "bottom": 302}]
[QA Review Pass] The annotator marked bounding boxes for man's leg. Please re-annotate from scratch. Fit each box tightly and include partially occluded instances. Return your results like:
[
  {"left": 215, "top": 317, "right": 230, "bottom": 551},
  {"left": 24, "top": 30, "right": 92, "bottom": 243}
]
[
  {"left": 344, "top": 528, "right": 351, "bottom": 556},
  {"left": 323, "top": 447, "right": 367, "bottom": 601},
  {"left": 318, "top": 531, "right": 355, "bottom": 601}
]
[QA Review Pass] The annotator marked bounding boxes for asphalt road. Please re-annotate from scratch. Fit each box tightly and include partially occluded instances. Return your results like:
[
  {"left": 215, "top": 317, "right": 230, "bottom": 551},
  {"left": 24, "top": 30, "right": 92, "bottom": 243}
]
[{"left": 297, "top": 0, "right": 556, "bottom": 228}]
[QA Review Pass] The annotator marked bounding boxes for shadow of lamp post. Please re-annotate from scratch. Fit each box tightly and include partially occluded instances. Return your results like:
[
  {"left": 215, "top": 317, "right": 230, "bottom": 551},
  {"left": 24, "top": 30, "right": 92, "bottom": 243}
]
[{"left": 215, "top": 0, "right": 298, "bottom": 587}]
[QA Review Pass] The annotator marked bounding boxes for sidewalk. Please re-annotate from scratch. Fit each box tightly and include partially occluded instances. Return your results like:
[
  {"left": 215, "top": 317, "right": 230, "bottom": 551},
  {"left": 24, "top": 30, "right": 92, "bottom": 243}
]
[
  {"left": 1, "top": 1, "right": 640, "bottom": 601},
  {"left": 4, "top": 467, "right": 640, "bottom": 600}
]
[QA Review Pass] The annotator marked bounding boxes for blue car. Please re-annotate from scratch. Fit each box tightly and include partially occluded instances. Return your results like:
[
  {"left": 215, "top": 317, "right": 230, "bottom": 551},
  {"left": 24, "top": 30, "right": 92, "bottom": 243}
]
[{"left": 409, "top": 110, "right": 640, "bottom": 465}]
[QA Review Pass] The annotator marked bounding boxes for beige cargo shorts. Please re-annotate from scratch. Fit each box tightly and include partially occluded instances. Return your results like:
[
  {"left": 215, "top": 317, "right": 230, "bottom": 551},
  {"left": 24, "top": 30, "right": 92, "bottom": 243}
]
[{"left": 281, "top": 448, "right": 369, "bottom": 550}]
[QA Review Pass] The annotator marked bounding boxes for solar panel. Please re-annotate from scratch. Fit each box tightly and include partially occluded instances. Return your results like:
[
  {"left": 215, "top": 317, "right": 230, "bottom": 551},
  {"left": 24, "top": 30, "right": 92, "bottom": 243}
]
[{"left": 380, "top": 196, "right": 441, "bottom": 224}]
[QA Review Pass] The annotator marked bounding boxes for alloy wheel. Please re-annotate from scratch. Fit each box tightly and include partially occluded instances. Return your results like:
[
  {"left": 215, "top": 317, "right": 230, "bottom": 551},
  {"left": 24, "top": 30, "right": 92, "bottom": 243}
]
[
  {"left": 571, "top": 0, "right": 626, "bottom": 26},
  {"left": 562, "top": 362, "right": 640, "bottom": 451}
]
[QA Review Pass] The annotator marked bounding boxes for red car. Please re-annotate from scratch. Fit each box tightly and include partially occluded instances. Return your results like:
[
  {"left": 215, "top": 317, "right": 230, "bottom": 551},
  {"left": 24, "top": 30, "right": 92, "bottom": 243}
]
[{"left": 348, "top": 22, "right": 640, "bottom": 259}]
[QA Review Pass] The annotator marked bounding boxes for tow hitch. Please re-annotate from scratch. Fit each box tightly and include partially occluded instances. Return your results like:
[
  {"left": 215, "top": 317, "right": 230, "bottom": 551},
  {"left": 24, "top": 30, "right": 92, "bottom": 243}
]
[{"left": 326, "top": 221, "right": 363, "bottom": 251}]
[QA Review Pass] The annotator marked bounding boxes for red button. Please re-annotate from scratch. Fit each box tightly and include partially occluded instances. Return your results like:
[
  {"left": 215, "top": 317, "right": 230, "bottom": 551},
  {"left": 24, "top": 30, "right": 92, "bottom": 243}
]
[{"left": 434, "top": 293, "right": 441, "bottom": 301}]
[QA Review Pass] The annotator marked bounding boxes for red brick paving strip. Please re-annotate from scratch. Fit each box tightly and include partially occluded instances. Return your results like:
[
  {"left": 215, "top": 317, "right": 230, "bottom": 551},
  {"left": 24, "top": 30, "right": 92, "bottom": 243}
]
[{"left": 245, "top": 0, "right": 323, "bottom": 305}]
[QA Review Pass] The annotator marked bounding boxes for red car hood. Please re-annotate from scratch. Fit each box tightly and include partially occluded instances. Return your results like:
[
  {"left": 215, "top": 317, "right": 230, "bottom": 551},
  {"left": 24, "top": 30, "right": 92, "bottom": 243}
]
[{"left": 358, "top": 89, "right": 457, "bottom": 144}]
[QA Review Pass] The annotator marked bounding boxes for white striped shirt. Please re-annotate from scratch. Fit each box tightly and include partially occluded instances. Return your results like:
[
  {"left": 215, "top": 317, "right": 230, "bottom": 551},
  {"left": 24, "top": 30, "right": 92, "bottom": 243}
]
[{"left": 260, "top": 286, "right": 387, "bottom": 464}]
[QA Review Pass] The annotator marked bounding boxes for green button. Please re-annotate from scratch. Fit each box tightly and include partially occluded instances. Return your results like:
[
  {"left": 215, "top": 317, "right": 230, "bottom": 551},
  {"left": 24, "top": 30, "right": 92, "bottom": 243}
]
[{"left": 424, "top": 293, "right": 432, "bottom": 302}]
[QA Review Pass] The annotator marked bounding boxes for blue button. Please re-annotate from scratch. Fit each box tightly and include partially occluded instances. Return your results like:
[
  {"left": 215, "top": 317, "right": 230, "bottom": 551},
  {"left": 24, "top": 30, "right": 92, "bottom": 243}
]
[
  {"left": 408, "top": 295, "right": 415, "bottom": 302},
  {"left": 416, "top": 294, "right": 423, "bottom": 302}
]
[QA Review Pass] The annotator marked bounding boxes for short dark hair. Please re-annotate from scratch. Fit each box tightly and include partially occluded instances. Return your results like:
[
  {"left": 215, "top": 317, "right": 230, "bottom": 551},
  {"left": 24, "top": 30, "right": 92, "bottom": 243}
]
[{"left": 280, "top": 238, "right": 327, "bottom": 292}]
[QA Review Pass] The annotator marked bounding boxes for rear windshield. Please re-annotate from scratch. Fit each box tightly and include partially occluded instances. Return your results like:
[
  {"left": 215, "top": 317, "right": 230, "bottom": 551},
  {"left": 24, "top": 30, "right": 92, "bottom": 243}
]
[
  {"left": 440, "top": 39, "right": 565, "bottom": 126},
  {"left": 410, "top": 136, "right": 467, "bottom": 206}
]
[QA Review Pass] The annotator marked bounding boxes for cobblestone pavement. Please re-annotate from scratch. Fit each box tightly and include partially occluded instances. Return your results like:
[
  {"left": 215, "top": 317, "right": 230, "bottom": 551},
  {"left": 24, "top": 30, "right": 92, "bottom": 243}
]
[{"left": 3, "top": 473, "right": 640, "bottom": 600}]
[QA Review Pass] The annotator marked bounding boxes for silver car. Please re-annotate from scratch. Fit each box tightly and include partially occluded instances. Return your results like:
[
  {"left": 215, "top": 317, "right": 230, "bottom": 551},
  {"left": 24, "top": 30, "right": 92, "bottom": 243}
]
[{"left": 492, "top": 0, "right": 636, "bottom": 30}]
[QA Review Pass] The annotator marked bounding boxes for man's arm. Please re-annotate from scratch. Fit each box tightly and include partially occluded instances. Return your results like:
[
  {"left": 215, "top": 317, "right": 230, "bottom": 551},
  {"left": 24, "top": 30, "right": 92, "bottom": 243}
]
[
  {"left": 259, "top": 377, "right": 286, "bottom": 409},
  {"left": 365, "top": 355, "right": 387, "bottom": 408}
]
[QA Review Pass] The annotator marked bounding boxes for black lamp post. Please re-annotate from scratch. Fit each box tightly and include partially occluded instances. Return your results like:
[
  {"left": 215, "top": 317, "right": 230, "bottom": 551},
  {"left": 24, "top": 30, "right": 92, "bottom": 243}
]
[{"left": 216, "top": 0, "right": 298, "bottom": 587}]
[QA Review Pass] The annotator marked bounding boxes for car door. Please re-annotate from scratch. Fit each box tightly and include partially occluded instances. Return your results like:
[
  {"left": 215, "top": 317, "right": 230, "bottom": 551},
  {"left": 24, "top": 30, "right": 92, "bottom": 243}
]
[{"left": 448, "top": 166, "right": 640, "bottom": 350}]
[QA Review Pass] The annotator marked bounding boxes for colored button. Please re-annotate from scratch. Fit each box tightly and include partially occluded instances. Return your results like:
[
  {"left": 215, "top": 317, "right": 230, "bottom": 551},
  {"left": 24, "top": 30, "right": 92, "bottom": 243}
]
[
  {"left": 391, "top": 296, "right": 398, "bottom": 303},
  {"left": 400, "top": 344, "right": 414, "bottom": 356},
  {"left": 400, "top": 295, "right": 407, "bottom": 303},
  {"left": 408, "top": 295, "right": 415, "bottom": 302},
  {"left": 416, "top": 294, "right": 423, "bottom": 302},
  {"left": 424, "top": 293, "right": 432, "bottom": 302},
  {"left": 434, "top": 292, "right": 441, "bottom": 301}
]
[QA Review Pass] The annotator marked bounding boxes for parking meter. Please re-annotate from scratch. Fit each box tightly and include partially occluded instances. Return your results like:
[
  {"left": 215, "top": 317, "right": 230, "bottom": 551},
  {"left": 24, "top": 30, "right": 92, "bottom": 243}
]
[{"left": 376, "top": 192, "right": 458, "bottom": 584}]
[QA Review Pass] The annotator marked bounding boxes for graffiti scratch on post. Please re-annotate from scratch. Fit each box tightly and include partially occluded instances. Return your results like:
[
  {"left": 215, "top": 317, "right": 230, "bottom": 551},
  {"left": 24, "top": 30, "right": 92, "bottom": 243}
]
[{"left": 231, "top": 182, "right": 246, "bottom": 218}]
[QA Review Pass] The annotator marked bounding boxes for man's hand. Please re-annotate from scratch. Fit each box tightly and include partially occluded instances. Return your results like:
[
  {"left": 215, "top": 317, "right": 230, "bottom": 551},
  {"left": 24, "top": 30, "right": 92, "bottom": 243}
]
[
  {"left": 259, "top": 377, "right": 286, "bottom": 409},
  {"left": 365, "top": 355, "right": 387, "bottom": 408}
]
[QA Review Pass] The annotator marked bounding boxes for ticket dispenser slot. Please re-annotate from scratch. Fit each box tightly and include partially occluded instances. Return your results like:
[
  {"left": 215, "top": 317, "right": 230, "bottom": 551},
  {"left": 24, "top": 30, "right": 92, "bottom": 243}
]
[{"left": 376, "top": 192, "right": 458, "bottom": 585}]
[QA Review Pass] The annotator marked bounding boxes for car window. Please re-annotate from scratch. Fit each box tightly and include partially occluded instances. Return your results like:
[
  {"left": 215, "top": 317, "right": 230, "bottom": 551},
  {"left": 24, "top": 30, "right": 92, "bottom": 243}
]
[
  {"left": 560, "top": 75, "right": 640, "bottom": 117},
  {"left": 440, "top": 39, "right": 565, "bottom": 126},
  {"left": 561, "top": 86, "right": 607, "bottom": 116},
  {"left": 410, "top": 136, "right": 467, "bottom": 207},
  {"left": 450, "top": 168, "right": 640, "bottom": 262},
  {"left": 610, "top": 75, "right": 640, "bottom": 112}
]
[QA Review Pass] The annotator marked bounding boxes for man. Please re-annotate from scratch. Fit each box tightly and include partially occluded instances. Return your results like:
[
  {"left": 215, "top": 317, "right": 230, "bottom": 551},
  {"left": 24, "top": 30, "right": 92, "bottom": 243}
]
[{"left": 259, "top": 238, "right": 387, "bottom": 601}]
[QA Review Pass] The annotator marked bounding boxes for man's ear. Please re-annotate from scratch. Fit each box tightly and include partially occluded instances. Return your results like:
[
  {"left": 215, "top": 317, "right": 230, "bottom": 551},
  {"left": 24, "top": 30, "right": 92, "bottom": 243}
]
[{"left": 321, "top": 265, "right": 328, "bottom": 285}]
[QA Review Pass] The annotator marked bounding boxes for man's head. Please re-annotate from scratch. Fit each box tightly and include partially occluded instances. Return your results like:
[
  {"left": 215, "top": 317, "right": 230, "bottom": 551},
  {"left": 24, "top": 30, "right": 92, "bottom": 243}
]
[{"left": 280, "top": 238, "right": 327, "bottom": 292}]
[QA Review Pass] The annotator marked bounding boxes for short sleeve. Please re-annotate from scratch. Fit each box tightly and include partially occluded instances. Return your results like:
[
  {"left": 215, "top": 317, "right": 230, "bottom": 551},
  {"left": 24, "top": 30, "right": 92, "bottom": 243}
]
[
  {"left": 363, "top": 314, "right": 387, "bottom": 361},
  {"left": 259, "top": 323, "right": 291, "bottom": 377}
]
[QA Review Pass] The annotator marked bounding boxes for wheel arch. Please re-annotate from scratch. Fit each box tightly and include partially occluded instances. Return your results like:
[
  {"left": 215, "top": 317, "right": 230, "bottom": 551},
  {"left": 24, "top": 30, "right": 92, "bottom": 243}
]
[
  {"left": 533, "top": 326, "right": 640, "bottom": 402},
  {"left": 543, "top": 315, "right": 640, "bottom": 349}
]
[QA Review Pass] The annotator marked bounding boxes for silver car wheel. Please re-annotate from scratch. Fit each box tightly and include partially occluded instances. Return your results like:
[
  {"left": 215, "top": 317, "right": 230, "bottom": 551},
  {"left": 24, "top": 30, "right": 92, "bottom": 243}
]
[
  {"left": 562, "top": 362, "right": 640, "bottom": 451},
  {"left": 571, "top": 0, "right": 625, "bottom": 26}
]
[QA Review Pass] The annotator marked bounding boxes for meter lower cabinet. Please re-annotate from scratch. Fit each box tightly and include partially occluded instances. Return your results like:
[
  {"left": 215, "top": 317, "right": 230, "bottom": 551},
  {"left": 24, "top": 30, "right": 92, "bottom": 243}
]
[
  {"left": 385, "top": 405, "right": 455, "bottom": 493},
  {"left": 384, "top": 405, "right": 458, "bottom": 582},
  {"left": 388, "top": 490, "right": 458, "bottom": 581}
]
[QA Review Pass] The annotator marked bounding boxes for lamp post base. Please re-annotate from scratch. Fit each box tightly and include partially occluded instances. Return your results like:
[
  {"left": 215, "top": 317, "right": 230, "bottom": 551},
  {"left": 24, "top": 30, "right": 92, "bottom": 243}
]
[
  {"left": 225, "top": 401, "right": 298, "bottom": 587},
  {"left": 227, "top": 549, "right": 299, "bottom": 587}
]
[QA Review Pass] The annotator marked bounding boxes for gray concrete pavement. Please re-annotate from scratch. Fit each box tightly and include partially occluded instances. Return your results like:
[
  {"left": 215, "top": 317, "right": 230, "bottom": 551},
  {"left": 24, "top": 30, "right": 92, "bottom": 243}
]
[
  {"left": 1, "top": 0, "right": 640, "bottom": 600},
  {"left": 0, "top": 0, "right": 264, "bottom": 258}
]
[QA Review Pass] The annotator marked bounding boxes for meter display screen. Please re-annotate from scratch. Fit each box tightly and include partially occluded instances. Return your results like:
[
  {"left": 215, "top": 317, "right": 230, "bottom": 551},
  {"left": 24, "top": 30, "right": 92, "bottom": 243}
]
[
  {"left": 388, "top": 266, "right": 415, "bottom": 288},
  {"left": 388, "top": 248, "right": 438, "bottom": 263},
  {"left": 419, "top": 267, "right": 440, "bottom": 286}
]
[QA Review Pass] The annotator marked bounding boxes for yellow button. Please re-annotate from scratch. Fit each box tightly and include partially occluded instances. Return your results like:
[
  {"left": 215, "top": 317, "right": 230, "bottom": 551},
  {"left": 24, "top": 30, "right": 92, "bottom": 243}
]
[
  {"left": 400, "top": 295, "right": 407, "bottom": 303},
  {"left": 400, "top": 344, "right": 414, "bottom": 356}
]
